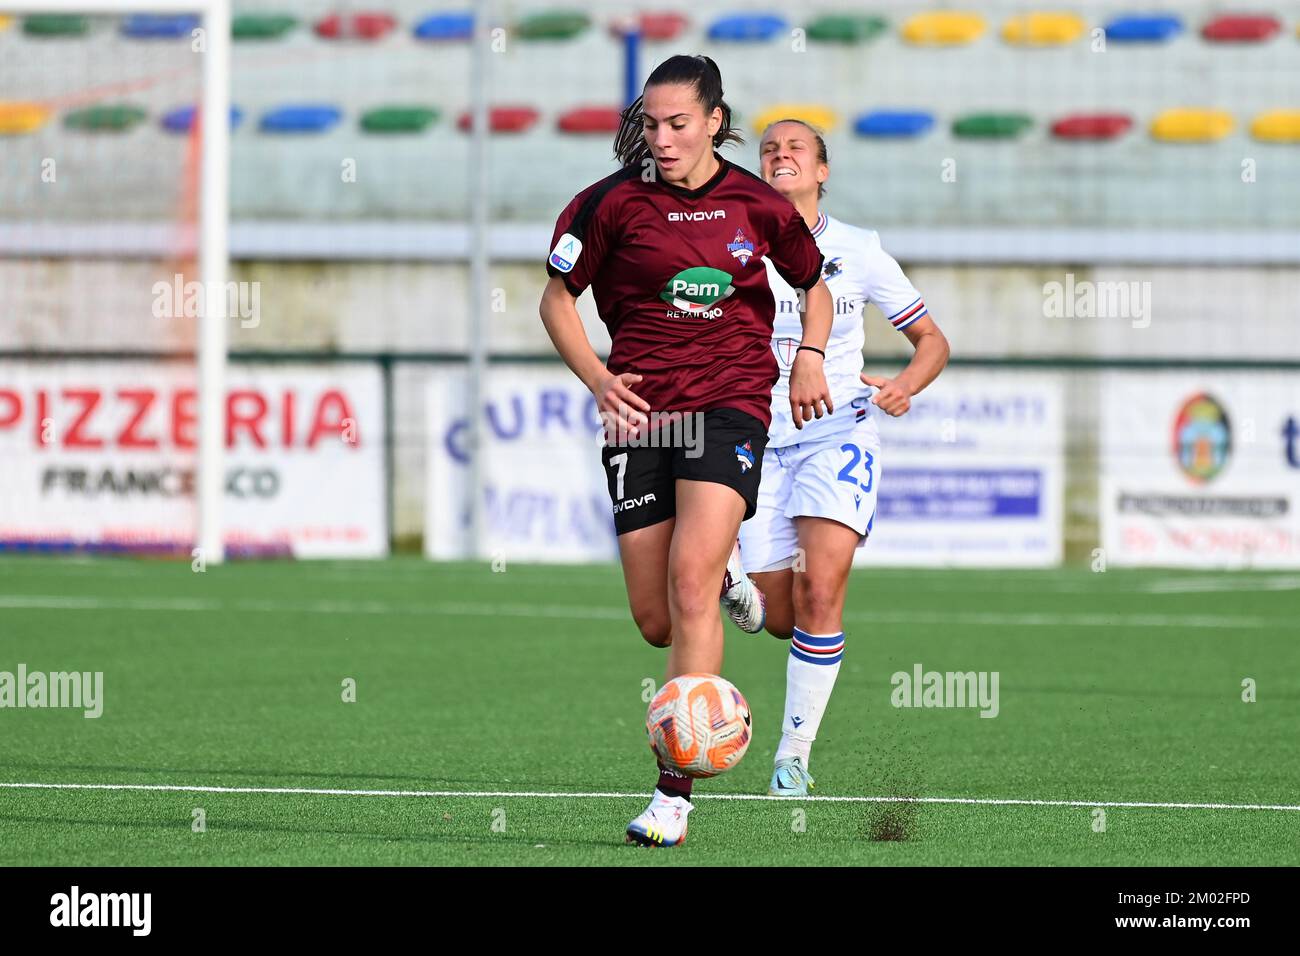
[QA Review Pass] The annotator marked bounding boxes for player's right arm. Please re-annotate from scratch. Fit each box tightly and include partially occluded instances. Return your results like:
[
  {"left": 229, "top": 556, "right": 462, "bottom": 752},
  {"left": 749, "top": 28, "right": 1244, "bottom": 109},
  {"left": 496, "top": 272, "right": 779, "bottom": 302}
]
[{"left": 539, "top": 276, "right": 650, "bottom": 437}]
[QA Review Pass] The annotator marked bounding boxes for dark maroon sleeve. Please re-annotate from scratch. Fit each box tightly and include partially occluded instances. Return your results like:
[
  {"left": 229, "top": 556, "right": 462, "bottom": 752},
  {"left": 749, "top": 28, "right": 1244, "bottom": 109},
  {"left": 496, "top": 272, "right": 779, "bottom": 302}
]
[
  {"left": 545, "top": 185, "right": 613, "bottom": 298},
  {"left": 767, "top": 200, "right": 824, "bottom": 292}
]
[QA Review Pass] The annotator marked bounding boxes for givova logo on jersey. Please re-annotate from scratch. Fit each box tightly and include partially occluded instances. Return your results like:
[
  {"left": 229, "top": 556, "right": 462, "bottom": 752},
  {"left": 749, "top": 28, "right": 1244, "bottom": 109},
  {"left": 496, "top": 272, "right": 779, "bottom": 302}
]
[{"left": 659, "top": 267, "right": 734, "bottom": 320}]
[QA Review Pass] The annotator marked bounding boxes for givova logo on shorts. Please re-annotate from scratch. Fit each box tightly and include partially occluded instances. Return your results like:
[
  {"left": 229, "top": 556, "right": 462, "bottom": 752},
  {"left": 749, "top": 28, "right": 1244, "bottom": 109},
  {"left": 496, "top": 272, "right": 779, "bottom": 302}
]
[{"left": 660, "top": 267, "right": 734, "bottom": 320}]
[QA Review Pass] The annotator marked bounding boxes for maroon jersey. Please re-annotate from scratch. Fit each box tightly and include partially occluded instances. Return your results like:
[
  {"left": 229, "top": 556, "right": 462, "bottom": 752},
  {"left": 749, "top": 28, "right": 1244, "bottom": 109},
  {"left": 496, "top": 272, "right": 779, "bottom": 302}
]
[{"left": 546, "top": 154, "right": 823, "bottom": 429}]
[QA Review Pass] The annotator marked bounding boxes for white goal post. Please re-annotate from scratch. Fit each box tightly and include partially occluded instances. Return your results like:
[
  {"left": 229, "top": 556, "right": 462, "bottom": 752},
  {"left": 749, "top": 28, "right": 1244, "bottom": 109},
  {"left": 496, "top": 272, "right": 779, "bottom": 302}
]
[{"left": 7, "top": 0, "right": 230, "bottom": 563}]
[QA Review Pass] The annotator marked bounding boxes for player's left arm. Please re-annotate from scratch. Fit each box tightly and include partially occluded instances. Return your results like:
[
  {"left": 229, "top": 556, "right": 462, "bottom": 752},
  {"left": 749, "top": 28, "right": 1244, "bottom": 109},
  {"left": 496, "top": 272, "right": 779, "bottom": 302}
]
[{"left": 861, "top": 314, "right": 950, "bottom": 417}]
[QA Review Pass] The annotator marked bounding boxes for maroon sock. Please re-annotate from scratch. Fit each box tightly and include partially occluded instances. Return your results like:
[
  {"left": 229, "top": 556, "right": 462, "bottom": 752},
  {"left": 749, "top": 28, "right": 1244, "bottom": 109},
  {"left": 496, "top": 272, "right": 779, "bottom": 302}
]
[{"left": 656, "top": 762, "right": 693, "bottom": 801}]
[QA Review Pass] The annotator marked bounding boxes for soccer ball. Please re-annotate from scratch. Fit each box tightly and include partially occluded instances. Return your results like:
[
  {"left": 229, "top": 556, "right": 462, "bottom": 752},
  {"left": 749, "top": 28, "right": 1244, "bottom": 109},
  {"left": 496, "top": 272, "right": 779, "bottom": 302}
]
[{"left": 646, "top": 673, "right": 752, "bottom": 778}]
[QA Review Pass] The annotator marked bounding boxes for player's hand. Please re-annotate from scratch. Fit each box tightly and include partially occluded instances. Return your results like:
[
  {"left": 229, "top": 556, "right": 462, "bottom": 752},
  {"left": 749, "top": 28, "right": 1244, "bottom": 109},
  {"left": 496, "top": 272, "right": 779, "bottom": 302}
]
[
  {"left": 593, "top": 371, "right": 651, "bottom": 440},
  {"left": 789, "top": 350, "right": 833, "bottom": 429},
  {"left": 861, "top": 372, "right": 912, "bottom": 416}
]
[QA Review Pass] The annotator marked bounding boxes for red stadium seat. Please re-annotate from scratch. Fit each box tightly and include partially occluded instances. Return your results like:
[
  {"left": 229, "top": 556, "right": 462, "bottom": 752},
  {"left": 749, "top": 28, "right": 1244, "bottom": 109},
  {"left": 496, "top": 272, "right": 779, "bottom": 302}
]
[
  {"left": 1201, "top": 15, "right": 1280, "bottom": 43},
  {"left": 557, "top": 106, "right": 623, "bottom": 134},
  {"left": 457, "top": 106, "right": 539, "bottom": 134},
  {"left": 314, "top": 13, "right": 396, "bottom": 40},
  {"left": 1051, "top": 114, "right": 1133, "bottom": 141},
  {"left": 609, "top": 12, "right": 688, "bottom": 41}
]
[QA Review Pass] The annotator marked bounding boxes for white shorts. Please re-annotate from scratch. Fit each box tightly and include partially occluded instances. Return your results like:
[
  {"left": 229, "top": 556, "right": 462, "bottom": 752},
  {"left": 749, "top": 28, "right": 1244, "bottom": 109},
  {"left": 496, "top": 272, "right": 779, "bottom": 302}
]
[{"left": 738, "top": 417, "right": 882, "bottom": 574}]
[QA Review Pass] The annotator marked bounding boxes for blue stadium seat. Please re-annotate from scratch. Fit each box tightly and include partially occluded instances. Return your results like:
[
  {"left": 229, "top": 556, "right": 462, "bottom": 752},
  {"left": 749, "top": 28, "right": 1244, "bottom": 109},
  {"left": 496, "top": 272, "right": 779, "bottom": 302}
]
[
  {"left": 121, "top": 14, "right": 200, "bottom": 38},
  {"left": 414, "top": 12, "right": 474, "bottom": 41},
  {"left": 707, "top": 13, "right": 787, "bottom": 42},
  {"left": 259, "top": 106, "right": 342, "bottom": 134},
  {"left": 1104, "top": 15, "right": 1182, "bottom": 43},
  {"left": 854, "top": 110, "right": 935, "bottom": 138},
  {"left": 160, "top": 105, "right": 244, "bottom": 134}
]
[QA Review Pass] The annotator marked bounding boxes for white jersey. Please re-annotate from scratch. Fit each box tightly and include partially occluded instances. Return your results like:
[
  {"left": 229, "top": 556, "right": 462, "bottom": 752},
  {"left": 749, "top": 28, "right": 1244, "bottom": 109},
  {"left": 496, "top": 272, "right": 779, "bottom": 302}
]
[{"left": 764, "top": 212, "right": 928, "bottom": 448}]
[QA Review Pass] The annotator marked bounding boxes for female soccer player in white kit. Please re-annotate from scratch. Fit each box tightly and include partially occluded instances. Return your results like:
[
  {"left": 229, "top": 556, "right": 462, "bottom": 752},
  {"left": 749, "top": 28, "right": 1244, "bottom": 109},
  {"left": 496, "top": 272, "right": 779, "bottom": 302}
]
[{"left": 737, "top": 120, "right": 950, "bottom": 796}]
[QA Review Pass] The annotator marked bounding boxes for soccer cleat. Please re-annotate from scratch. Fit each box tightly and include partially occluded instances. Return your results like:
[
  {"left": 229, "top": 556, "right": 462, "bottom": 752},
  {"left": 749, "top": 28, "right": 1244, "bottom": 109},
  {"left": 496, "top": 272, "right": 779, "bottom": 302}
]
[
  {"left": 768, "top": 756, "right": 815, "bottom": 797},
  {"left": 721, "top": 538, "right": 766, "bottom": 634},
  {"left": 625, "top": 789, "right": 693, "bottom": 847}
]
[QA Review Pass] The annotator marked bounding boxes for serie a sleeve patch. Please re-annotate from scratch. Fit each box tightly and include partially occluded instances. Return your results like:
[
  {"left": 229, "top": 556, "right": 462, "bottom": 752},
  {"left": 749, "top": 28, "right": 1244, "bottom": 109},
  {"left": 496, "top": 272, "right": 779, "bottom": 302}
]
[{"left": 549, "top": 233, "right": 583, "bottom": 273}]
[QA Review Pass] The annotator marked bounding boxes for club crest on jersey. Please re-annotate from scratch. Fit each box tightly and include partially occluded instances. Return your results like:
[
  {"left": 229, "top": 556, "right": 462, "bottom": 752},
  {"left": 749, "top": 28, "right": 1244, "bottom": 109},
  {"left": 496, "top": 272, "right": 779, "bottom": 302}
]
[
  {"left": 773, "top": 337, "right": 800, "bottom": 369},
  {"left": 822, "top": 257, "right": 843, "bottom": 279},
  {"left": 727, "top": 229, "right": 755, "bottom": 266},
  {"left": 549, "top": 233, "right": 582, "bottom": 273},
  {"left": 735, "top": 440, "right": 755, "bottom": 473}
]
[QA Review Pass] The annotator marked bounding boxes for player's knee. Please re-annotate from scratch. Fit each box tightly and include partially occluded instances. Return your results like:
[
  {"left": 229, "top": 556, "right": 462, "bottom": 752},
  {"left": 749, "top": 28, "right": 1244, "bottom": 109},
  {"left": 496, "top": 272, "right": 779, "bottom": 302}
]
[
  {"left": 633, "top": 612, "right": 672, "bottom": 648},
  {"left": 765, "top": 617, "right": 795, "bottom": 640},
  {"left": 667, "top": 566, "right": 714, "bottom": 620}
]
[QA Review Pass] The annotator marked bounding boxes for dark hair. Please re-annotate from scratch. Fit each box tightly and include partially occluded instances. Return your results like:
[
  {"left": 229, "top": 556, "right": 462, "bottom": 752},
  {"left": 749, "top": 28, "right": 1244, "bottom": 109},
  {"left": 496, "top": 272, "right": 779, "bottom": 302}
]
[
  {"left": 762, "top": 118, "right": 829, "bottom": 199},
  {"left": 613, "top": 54, "right": 744, "bottom": 169}
]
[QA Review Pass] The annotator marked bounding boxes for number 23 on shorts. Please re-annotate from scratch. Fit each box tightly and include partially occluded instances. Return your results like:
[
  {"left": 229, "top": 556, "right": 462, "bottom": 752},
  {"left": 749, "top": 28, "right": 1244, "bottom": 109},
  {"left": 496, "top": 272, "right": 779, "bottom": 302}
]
[{"left": 836, "top": 443, "right": 874, "bottom": 492}]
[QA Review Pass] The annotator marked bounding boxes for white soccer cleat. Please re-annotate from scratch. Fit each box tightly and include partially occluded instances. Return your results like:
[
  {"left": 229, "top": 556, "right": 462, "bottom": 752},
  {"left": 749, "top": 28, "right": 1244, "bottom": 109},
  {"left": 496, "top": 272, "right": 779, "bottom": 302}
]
[
  {"left": 721, "top": 538, "right": 766, "bottom": 634},
  {"left": 625, "top": 789, "right": 693, "bottom": 847}
]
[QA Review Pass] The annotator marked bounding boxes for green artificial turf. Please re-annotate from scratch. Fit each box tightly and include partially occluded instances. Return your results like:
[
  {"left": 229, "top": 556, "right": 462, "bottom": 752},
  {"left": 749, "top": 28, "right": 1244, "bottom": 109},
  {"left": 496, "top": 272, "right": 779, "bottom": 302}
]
[{"left": 1, "top": 557, "right": 1297, "bottom": 865}]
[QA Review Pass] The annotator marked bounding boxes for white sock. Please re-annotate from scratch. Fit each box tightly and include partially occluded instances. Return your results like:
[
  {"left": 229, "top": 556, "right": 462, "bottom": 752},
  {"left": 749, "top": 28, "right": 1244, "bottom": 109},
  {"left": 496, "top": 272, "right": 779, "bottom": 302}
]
[{"left": 774, "top": 626, "right": 844, "bottom": 768}]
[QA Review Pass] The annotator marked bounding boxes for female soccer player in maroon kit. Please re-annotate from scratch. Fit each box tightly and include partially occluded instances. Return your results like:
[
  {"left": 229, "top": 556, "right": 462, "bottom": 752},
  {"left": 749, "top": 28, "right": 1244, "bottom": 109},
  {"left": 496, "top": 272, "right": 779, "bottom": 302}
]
[{"left": 539, "top": 55, "right": 834, "bottom": 846}]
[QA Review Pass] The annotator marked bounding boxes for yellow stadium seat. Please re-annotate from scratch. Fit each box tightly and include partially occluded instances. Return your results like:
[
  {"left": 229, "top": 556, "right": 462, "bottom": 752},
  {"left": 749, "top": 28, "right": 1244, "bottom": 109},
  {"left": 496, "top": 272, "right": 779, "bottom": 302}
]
[
  {"left": 1250, "top": 110, "right": 1300, "bottom": 143},
  {"left": 753, "top": 105, "right": 839, "bottom": 136},
  {"left": 901, "top": 11, "right": 986, "bottom": 45},
  {"left": 1150, "top": 109, "right": 1234, "bottom": 142},
  {"left": 0, "top": 102, "right": 51, "bottom": 135},
  {"left": 0, "top": 15, "right": 13, "bottom": 31},
  {"left": 1001, "top": 12, "right": 1086, "bottom": 46}
]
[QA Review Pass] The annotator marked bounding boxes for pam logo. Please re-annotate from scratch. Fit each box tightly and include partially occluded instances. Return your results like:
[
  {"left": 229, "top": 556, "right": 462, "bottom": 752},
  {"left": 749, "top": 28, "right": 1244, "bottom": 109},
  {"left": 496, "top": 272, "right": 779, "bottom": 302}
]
[{"left": 659, "top": 267, "right": 734, "bottom": 315}]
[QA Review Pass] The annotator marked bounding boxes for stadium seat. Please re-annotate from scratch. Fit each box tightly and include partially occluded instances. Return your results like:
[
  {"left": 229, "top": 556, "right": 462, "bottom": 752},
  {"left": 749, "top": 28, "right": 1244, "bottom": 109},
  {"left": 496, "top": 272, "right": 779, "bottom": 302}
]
[
  {"left": 232, "top": 14, "right": 298, "bottom": 40},
  {"left": 557, "top": 106, "right": 623, "bottom": 134},
  {"left": 121, "top": 14, "right": 199, "bottom": 38},
  {"left": 901, "top": 12, "right": 987, "bottom": 46},
  {"left": 314, "top": 14, "right": 396, "bottom": 40},
  {"left": 707, "top": 14, "right": 788, "bottom": 42},
  {"left": 23, "top": 14, "right": 88, "bottom": 36},
  {"left": 414, "top": 12, "right": 474, "bottom": 41},
  {"left": 64, "top": 105, "right": 148, "bottom": 132},
  {"left": 753, "top": 105, "right": 838, "bottom": 135},
  {"left": 608, "top": 13, "right": 689, "bottom": 41},
  {"left": 1250, "top": 110, "right": 1300, "bottom": 143},
  {"left": 1001, "top": 12, "right": 1086, "bottom": 46},
  {"left": 515, "top": 11, "right": 590, "bottom": 40},
  {"left": 854, "top": 110, "right": 934, "bottom": 138},
  {"left": 1150, "top": 108, "right": 1234, "bottom": 142},
  {"left": 1051, "top": 113, "right": 1133, "bottom": 140},
  {"left": 259, "top": 106, "right": 343, "bottom": 133},
  {"left": 1104, "top": 15, "right": 1182, "bottom": 43},
  {"left": 0, "top": 15, "right": 12, "bottom": 32},
  {"left": 457, "top": 107, "right": 540, "bottom": 134},
  {"left": 804, "top": 14, "right": 888, "bottom": 44},
  {"left": 953, "top": 112, "right": 1033, "bottom": 138},
  {"left": 361, "top": 106, "right": 439, "bottom": 133},
  {"left": 160, "top": 105, "right": 244, "bottom": 133},
  {"left": 0, "top": 102, "right": 51, "bottom": 135},
  {"left": 1201, "top": 15, "right": 1281, "bottom": 43}
]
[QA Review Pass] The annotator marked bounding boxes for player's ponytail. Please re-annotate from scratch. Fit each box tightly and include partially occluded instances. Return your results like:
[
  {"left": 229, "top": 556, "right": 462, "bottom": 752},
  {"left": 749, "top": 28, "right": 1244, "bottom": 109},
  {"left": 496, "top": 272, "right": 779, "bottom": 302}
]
[{"left": 613, "top": 54, "right": 745, "bottom": 169}]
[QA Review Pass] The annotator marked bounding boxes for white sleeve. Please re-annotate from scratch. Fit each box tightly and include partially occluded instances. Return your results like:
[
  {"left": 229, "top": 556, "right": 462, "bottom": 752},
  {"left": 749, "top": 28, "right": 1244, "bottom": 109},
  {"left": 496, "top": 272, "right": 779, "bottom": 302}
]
[{"left": 863, "top": 230, "right": 928, "bottom": 332}]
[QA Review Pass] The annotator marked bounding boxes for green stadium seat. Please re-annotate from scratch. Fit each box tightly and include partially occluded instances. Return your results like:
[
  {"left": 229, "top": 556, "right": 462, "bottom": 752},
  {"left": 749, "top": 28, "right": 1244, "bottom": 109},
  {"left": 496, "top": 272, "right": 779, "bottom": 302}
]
[
  {"left": 953, "top": 113, "right": 1033, "bottom": 139},
  {"left": 361, "top": 106, "right": 439, "bottom": 134},
  {"left": 23, "top": 14, "right": 89, "bottom": 37},
  {"left": 232, "top": 14, "right": 298, "bottom": 41},
  {"left": 804, "top": 14, "right": 887, "bottom": 44},
  {"left": 516, "top": 11, "right": 590, "bottom": 41},
  {"left": 64, "top": 105, "right": 148, "bottom": 132}
]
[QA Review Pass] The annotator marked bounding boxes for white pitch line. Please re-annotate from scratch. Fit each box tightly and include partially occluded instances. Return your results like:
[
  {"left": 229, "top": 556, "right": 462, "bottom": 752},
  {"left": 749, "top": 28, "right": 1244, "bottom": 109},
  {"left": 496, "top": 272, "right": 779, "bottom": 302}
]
[
  {"left": 0, "top": 595, "right": 1284, "bottom": 630},
  {"left": 2, "top": 782, "right": 1298, "bottom": 812}
]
